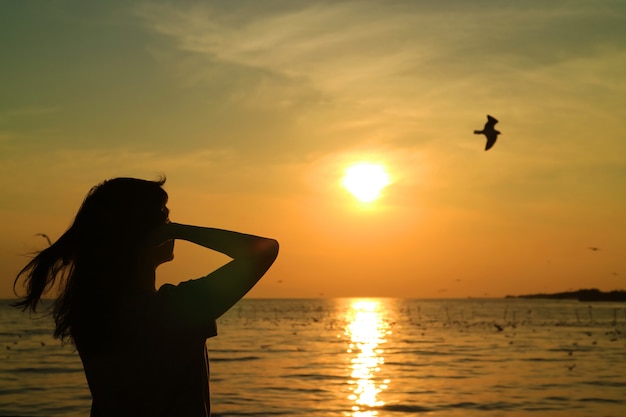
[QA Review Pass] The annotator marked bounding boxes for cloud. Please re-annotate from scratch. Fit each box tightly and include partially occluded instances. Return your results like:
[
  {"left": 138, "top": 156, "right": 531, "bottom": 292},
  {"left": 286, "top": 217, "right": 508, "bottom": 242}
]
[
  {"left": 133, "top": 1, "right": 626, "bottom": 148},
  {"left": 0, "top": 107, "right": 61, "bottom": 123},
  {"left": 5, "top": 1, "right": 624, "bottom": 204},
  {"left": 0, "top": 145, "right": 309, "bottom": 210},
  {"left": 0, "top": 107, "right": 63, "bottom": 145},
  {"left": 135, "top": 1, "right": 624, "bottom": 84}
]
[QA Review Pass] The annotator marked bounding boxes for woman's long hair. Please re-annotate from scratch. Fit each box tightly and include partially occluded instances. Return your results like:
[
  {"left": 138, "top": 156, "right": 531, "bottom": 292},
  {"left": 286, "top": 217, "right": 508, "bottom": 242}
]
[{"left": 13, "top": 177, "right": 169, "bottom": 348}]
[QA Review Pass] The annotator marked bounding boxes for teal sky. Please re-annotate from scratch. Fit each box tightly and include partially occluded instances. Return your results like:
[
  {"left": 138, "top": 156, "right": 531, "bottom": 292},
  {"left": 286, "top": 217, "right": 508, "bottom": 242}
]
[{"left": 1, "top": 1, "right": 625, "bottom": 298}]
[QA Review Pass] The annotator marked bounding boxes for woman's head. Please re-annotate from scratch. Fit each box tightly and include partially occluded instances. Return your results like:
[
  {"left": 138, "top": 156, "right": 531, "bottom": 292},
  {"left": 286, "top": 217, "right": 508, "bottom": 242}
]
[
  {"left": 70, "top": 177, "right": 169, "bottom": 259},
  {"left": 13, "top": 177, "right": 169, "bottom": 345}
]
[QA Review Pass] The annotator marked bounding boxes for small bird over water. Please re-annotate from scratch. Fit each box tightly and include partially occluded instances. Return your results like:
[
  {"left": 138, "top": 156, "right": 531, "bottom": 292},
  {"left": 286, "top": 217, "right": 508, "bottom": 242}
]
[{"left": 474, "top": 115, "right": 501, "bottom": 151}]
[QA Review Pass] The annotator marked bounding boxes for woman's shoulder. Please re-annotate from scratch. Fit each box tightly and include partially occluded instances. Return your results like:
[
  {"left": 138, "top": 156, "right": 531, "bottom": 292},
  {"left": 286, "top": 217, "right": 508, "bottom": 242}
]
[{"left": 155, "top": 281, "right": 218, "bottom": 339}]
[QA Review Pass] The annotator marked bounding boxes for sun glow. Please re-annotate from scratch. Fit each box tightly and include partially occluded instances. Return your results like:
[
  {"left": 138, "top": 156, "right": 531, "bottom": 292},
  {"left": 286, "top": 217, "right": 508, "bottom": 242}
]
[{"left": 342, "top": 163, "right": 391, "bottom": 203}]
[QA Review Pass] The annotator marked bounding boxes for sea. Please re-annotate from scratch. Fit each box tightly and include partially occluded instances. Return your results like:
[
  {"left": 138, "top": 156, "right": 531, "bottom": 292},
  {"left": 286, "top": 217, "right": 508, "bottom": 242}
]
[{"left": 1, "top": 298, "right": 625, "bottom": 417}]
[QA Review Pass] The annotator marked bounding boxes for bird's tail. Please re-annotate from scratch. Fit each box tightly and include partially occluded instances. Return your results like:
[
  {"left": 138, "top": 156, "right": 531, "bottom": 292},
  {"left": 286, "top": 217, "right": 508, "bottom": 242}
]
[{"left": 473, "top": 130, "right": 482, "bottom": 134}]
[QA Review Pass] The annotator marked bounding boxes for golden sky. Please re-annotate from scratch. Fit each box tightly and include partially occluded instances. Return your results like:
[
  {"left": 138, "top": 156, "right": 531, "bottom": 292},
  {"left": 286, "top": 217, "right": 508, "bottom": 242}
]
[{"left": 1, "top": 1, "right": 625, "bottom": 298}]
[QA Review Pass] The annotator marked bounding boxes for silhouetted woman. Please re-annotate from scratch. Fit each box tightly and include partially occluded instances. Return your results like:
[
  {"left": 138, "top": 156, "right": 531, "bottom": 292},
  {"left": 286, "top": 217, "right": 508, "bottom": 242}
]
[{"left": 13, "top": 177, "right": 279, "bottom": 417}]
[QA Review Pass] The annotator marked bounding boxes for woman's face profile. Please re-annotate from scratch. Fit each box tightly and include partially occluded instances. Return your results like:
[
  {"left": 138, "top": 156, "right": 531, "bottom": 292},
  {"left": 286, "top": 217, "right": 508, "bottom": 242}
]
[
  {"left": 153, "top": 239, "right": 175, "bottom": 266},
  {"left": 150, "top": 205, "right": 174, "bottom": 266}
]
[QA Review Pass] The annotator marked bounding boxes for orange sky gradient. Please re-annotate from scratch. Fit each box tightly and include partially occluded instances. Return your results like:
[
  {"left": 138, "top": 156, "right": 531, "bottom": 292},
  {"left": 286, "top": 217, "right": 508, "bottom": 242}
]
[{"left": 1, "top": 1, "right": 625, "bottom": 299}]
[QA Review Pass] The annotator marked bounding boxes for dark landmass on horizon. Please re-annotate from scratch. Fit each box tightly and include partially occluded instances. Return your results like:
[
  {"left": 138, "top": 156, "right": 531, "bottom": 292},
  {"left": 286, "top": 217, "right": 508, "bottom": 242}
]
[{"left": 506, "top": 288, "right": 626, "bottom": 302}]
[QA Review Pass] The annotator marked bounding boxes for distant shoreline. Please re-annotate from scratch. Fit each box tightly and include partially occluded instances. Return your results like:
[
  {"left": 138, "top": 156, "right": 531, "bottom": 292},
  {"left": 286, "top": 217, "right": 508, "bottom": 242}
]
[{"left": 505, "top": 288, "right": 626, "bottom": 302}]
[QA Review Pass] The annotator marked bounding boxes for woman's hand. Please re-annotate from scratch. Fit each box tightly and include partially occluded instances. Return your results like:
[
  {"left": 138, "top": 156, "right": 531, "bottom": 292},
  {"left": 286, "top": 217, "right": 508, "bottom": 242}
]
[{"left": 145, "top": 222, "right": 179, "bottom": 249}]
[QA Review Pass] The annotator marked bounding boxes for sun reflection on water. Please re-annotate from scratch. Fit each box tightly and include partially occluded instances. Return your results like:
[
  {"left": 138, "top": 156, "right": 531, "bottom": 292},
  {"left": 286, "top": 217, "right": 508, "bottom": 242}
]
[{"left": 345, "top": 300, "right": 390, "bottom": 416}]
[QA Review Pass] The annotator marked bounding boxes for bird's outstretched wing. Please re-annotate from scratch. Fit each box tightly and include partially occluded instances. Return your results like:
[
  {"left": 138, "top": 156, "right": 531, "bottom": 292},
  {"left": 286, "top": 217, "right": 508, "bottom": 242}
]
[
  {"left": 484, "top": 133, "right": 498, "bottom": 151},
  {"left": 484, "top": 115, "right": 498, "bottom": 130}
]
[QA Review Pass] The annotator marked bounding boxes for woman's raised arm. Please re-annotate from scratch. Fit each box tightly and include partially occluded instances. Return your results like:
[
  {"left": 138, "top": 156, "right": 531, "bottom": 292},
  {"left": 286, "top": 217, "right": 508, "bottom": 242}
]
[{"left": 153, "top": 223, "right": 279, "bottom": 318}]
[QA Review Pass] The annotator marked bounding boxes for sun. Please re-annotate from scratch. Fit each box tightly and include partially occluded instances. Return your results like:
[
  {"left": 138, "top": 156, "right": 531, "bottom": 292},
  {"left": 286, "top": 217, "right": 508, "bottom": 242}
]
[{"left": 342, "top": 163, "right": 391, "bottom": 203}]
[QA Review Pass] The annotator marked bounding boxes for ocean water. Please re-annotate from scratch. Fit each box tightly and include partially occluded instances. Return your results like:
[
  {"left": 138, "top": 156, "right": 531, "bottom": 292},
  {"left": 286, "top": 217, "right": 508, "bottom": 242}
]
[{"left": 1, "top": 298, "right": 625, "bottom": 417}]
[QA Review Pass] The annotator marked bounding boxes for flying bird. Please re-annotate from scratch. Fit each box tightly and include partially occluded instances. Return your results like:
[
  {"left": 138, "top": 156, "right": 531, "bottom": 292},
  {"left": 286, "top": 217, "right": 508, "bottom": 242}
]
[{"left": 474, "top": 115, "right": 501, "bottom": 151}]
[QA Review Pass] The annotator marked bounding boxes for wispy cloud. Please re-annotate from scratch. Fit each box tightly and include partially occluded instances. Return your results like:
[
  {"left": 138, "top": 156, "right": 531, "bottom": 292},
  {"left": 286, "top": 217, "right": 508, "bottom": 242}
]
[
  {"left": 134, "top": 1, "right": 626, "bottom": 151},
  {"left": 0, "top": 107, "right": 61, "bottom": 123},
  {"left": 135, "top": 1, "right": 624, "bottom": 87}
]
